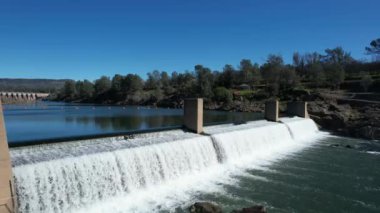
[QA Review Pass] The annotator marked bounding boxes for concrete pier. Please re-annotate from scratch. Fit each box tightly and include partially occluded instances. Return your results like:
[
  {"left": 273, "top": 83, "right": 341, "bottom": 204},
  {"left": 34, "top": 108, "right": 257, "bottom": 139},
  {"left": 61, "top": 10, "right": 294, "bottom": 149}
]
[
  {"left": 0, "top": 100, "right": 15, "bottom": 213},
  {"left": 265, "top": 100, "right": 279, "bottom": 122},
  {"left": 287, "top": 101, "right": 309, "bottom": 118},
  {"left": 184, "top": 98, "right": 203, "bottom": 133}
]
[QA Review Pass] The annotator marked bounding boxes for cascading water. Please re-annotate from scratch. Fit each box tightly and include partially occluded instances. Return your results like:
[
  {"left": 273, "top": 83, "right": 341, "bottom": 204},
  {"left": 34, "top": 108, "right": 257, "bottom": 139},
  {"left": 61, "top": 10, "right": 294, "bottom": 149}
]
[{"left": 10, "top": 117, "right": 322, "bottom": 213}]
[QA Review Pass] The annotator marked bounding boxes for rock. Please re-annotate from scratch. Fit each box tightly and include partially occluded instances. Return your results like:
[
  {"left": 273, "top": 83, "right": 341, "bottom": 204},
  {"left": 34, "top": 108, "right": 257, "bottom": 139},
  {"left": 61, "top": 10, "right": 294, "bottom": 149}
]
[
  {"left": 358, "top": 126, "right": 380, "bottom": 140},
  {"left": 345, "top": 145, "right": 353, "bottom": 149},
  {"left": 232, "top": 205, "right": 267, "bottom": 213},
  {"left": 189, "top": 202, "right": 222, "bottom": 213}
]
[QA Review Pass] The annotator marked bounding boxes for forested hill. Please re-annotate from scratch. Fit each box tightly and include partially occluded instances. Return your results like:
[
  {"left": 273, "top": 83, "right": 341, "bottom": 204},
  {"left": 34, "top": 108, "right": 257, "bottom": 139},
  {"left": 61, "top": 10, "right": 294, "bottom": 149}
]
[{"left": 0, "top": 78, "right": 68, "bottom": 93}]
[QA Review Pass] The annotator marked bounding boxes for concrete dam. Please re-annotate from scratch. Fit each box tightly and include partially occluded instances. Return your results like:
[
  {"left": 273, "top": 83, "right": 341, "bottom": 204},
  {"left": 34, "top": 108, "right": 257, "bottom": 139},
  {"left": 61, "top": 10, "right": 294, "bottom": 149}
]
[
  {"left": 0, "top": 99, "right": 324, "bottom": 213},
  {"left": 0, "top": 92, "right": 49, "bottom": 104}
]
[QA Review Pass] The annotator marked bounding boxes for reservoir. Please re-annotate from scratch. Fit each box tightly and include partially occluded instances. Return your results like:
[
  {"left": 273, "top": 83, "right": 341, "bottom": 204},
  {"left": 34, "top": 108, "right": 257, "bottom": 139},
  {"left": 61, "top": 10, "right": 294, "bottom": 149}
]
[{"left": 2, "top": 101, "right": 261, "bottom": 145}]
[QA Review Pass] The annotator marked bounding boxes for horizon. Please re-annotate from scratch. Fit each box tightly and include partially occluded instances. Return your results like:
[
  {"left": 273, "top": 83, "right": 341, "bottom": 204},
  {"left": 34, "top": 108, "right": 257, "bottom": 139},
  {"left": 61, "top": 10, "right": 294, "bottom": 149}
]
[{"left": 0, "top": 0, "right": 379, "bottom": 80}]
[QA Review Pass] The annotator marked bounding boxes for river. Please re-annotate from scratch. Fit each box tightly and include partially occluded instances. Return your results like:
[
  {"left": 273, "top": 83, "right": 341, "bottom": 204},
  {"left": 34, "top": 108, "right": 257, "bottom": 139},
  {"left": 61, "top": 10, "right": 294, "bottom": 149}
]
[{"left": 4, "top": 102, "right": 380, "bottom": 213}]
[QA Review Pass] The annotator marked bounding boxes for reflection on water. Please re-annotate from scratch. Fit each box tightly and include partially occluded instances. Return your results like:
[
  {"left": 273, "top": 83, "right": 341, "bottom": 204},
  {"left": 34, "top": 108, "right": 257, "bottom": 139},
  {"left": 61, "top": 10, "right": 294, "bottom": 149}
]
[{"left": 3, "top": 102, "right": 263, "bottom": 144}]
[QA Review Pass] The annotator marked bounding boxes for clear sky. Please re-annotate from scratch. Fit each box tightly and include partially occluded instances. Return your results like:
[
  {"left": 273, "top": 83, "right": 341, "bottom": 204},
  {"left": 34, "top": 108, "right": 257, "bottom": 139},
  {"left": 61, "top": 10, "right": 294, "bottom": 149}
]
[{"left": 0, "top": 0, "right": 379, "bottom": 80}]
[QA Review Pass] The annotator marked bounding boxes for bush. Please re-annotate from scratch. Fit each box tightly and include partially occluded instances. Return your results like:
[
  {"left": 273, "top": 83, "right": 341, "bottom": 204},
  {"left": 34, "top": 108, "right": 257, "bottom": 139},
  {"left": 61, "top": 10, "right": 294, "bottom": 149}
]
[{"left": 213, "top": 87, "right": 233, "bottom": 104}]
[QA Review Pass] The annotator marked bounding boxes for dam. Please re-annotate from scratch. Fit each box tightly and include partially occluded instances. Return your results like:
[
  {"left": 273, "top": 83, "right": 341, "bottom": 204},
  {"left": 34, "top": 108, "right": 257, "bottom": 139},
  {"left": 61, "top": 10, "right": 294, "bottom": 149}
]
[
  {"left": 0, "top": 99, "right": 328, "bottom": 213},
  {"left": 10, "top": 117, "right": 321, "bottom": 213}
]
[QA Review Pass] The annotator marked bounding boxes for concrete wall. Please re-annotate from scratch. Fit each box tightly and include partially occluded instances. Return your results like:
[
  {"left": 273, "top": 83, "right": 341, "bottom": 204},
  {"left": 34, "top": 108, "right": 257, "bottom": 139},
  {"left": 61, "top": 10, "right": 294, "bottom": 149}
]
[
  {"left": 184, "top": 98, "right": 203, "bottom": 133},
  {"left": 265, "top": 100, "right": 279, "bottom": 122},
  {"left": 287, "top": 101, "right": 309, "bottom": 118},
  {"left": 0, "top": 100, "right": 15, "bottom": 213}
]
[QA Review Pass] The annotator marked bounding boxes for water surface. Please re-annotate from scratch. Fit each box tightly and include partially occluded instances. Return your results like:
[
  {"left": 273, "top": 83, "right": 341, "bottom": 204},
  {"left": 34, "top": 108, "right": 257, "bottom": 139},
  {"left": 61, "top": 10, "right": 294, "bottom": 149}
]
[{"left": 3, "top": 101, "right": 262, "bottom": 144}]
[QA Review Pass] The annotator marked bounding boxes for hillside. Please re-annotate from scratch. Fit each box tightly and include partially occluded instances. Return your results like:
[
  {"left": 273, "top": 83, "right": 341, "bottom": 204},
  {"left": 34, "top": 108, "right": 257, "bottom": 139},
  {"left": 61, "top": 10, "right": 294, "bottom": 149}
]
[{"left": 0, "top": 78, "right": 69, "bottom": 93}]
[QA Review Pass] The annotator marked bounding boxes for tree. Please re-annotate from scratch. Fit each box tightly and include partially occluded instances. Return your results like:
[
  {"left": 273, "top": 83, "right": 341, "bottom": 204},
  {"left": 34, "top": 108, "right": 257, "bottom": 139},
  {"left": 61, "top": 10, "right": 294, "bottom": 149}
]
[
  {"left": 81, "top": 80, "right": 94, "bottom": 98},
  {"left": 213, "top": 87, "right": 233, "bottom": 104},
  {"left": 307, "top": 63, "right": 326, "bottom": 87},
  {"left": 160, "top": 71, "right": 173, "bottom": 94},
  {"left": 279, "top": 65, "right": 298, "bottom": 89},
  {"left": 219, "top": 64, "right": 235, "bottom": 88},
  {"left": 360, "top": 72, "right": 373, "bottom": 92},
  {"left": 94, "top": 76, "right": 111, "bottom": 95},
  {"left": 366, "top": 38, "right": 380, "bottom": 61},
  {"left": 123, "top": 74, "right": 143, "bottom": 94},
  {"left": 111, "top": 74, "right": 123, "bottom": 92},
  {"left": 239, "top": 59, "right": 253, "bottom": 84},
  {"left": 324, "top": 63, "right": 345, "bottom": 89},
  {"left": 293, "top": 52, "right": 305, "bottom": 77},
  {"left": 195, "top": 65, "right": 214, "bottom": 98},
  {"left": 323, "top": 47, "right": 353, "bottom": 66},
  {"left": 145, "top": 70, "right": 161, "bottom": 90},
  {"left": 366, "top": 38, "right": 380, "bottom": 54},
  {"left": 62, "top": 80, "right": 76, "bottom": 98},
  {"left": 74, "top": 80, "right": 95, "bottom": 99},
  {"left": 174, "top": 72, "right": 196, "bottom": 96},
  {"left": 261, "top": 54, "right": 283, "bottom": 83}
]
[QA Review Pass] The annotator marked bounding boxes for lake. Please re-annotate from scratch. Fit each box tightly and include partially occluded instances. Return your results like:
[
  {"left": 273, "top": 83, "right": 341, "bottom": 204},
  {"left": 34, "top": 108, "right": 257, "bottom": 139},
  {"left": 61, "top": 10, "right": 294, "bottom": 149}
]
[{"left": 2, "top": 101, "right": 263, "bottom": 145}]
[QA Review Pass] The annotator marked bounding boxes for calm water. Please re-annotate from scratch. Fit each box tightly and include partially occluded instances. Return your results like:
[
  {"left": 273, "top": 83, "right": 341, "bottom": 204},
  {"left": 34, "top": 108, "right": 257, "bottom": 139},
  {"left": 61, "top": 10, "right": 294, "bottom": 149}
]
[{"left": 3, "top": 101, "right": 262, "bottom": 144}]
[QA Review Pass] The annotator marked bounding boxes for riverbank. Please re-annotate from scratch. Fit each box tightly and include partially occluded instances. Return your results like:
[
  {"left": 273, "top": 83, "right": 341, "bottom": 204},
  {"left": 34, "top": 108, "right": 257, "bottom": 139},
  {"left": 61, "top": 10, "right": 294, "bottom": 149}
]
[{"left": 57, "top": 88, "right": 380, "bottom": 140}]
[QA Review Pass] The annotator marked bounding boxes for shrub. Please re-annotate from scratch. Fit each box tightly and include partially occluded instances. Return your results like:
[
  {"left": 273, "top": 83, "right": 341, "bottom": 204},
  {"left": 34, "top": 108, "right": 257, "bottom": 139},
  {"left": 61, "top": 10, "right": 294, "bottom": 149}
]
[{"left": 213, "top": 87, "right": 233, "bottom": 104}]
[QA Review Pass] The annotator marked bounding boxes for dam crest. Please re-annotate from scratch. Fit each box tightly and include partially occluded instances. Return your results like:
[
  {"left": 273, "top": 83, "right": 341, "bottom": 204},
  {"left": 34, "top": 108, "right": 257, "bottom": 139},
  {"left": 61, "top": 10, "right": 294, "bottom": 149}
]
[{"left": 10, "top": 117, "right": 321, "bottom": 213}]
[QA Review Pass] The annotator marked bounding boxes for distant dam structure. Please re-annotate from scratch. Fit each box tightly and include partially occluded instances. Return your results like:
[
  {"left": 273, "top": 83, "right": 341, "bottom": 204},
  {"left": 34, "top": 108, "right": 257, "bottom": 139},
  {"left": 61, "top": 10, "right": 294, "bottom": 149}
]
[
  {"left": 0, "top": 92, "right": 49, "bottom": 104},
  {"left": 0, "top": 99, "right": 320, "bottom": 213}
]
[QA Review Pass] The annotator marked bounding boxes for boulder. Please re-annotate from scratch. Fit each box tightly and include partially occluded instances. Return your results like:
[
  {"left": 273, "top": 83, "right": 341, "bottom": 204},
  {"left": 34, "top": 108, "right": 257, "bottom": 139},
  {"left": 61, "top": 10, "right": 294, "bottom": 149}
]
[
  {"left": 189, "top": 202, "right": 222, "bottom": 213},
  {"left": 232, "top": 205, "right": 267, "bottom": 213},
  {"left": 358, "top": 126, "right": 380, "bottom": 140}
]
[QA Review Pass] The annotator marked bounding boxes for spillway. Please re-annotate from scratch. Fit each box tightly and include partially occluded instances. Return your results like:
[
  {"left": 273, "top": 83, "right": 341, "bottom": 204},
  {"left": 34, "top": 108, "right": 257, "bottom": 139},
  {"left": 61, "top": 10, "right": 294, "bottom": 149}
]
[{"left": 10, "top": 117, "right": 323, "bottom": 213}]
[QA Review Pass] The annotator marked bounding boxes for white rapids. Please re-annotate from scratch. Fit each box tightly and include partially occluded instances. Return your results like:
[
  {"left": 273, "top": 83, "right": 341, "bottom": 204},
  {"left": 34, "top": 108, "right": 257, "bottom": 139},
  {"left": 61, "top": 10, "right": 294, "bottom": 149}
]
[{"left": 10, "top": 117, "right": 325, "bottom": 213}]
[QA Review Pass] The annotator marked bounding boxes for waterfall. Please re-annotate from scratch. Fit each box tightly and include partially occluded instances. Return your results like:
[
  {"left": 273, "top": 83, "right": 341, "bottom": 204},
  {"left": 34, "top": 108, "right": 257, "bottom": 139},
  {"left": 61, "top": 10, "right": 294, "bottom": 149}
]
[
  {"left": 280, "top": 117, "right": 319, "bottom": 141},
  {"left": 10, "top": 117, "right": 321, "bottom": 213},
  {"left": 209, "top": 117, "right": 320, "bottom": 164},
  {"left": 12, "top": 136, "right": 218, "bottom": 213},
  {"left": 210, "top": 123, "right": 293, "bottom": 163}
]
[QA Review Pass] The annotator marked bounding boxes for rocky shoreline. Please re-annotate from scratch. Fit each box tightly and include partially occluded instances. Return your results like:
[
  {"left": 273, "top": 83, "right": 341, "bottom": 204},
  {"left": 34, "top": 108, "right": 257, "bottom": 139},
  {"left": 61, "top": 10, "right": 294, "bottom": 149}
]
[
  {"left": 53, "top": 89, "right": 380, "bottom": 141},
  {"left": 212, "top": 90, "right": 380, "bottom": 141},
  {"left": 201, "top": 89, "right": 380, "bottom": 141},
  {"left": 189, "top": 202, "right": 266, "bottom": 213},
  {"left": 305, "top": 91, "right": 380, "bottom": 140}
]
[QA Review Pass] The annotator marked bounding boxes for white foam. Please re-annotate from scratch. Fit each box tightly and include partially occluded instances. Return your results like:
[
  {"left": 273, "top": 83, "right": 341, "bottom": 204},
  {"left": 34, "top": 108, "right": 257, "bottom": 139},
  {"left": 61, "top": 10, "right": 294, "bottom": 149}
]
[{"left": 11, "top": 117, "right": 326, "bottom": 213}]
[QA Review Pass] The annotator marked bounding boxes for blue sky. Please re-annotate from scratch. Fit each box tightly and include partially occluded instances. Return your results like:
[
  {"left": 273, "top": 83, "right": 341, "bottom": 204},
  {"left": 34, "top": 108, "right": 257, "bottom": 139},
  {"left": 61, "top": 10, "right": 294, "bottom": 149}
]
[{"left": 0, "top": 0, "right": 379, "bottom": 80}]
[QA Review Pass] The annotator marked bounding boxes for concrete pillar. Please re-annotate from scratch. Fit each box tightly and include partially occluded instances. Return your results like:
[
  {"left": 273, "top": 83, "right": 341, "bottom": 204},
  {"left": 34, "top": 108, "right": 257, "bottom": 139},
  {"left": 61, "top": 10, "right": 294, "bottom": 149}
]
[
  {"left": 0, "top": 100, "right": 15, "bottom": 213},
  {"left": 265, "top": 100, "right": 279, "bottom": 122},
  {"left": 184, "top": 98, "right": 203, "bottom": 133},
  {"left": 287, "top": 101, "right": 309, "bottom": 118}
]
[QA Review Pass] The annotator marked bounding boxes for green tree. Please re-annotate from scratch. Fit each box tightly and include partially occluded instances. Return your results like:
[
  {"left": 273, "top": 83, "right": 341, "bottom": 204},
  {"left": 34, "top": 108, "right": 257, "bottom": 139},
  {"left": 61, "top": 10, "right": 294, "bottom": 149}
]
[
  {"left": 145, "top": 70, "right": 161, "bottom": 90},
  {"left": 261, "top": 55, "right": 284, "bottom": 94},
  {"left": 81, "top": 80, "right": 94, "bottom": 98},
  {"left": 324, "top": 63, "right": 345, "bottom": 89},
  {"left": 62, "top": 80, "right": 76, "bottom": 98},
  {"left": 279, "top": 65, "right": 298, "bottom": 89},
  {"left": 123, "top": 74, "right": 143, "bottom": 94},
  {"left": 195, "top": 65, "right": 214, "bottom": 98},
  {"left": 365, "top": 38, "right": 380, "bottom": 55},
  {"left": 323, "top": 47, "right": 353, "bottom": 66},
  {"left": 175, "top": 72, "right": 196, "bottom": 96},
  {"left": 220, "top": 64, "right": 235, "bottom": 88},
  {"left": 307, "top": 63, "right": 326, "bottom": 87},
  {"left": 213, "top": 87, "right": 233, "bottom": 104},
  {"left": 94, "top": 76, "right": 111, "bottom": 95},
  {"left": 111, "top": 74, "right": 123, "bottom": 92},
  {"left": 360, "top": 72, "right": 373, "bottom": 92},
  {"left": 366, "top": 38, "right": 380, "bottom": 61},
  {"left": 239, "top": 59, "right": 253, "bottom": 84}
]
